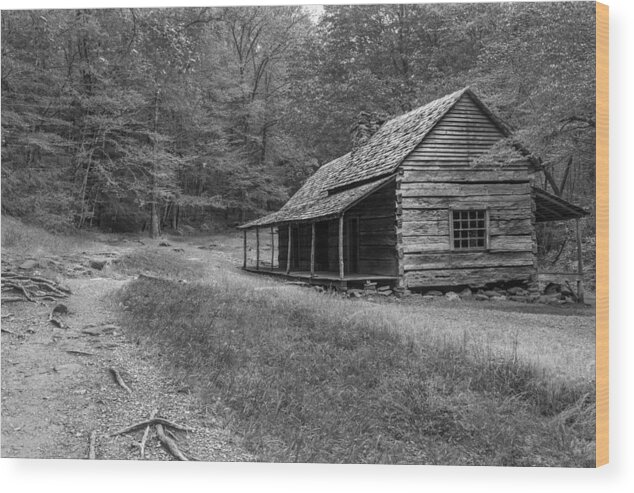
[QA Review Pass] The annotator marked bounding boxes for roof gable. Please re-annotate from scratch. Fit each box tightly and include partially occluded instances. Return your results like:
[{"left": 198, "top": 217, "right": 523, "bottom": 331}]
[{"left": 404, "top": 92, "right": 508, "bottom": 165}]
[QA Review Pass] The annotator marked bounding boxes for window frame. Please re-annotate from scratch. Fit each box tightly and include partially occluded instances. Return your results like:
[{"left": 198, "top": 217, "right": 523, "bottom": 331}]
[{"left": 448, "top": 208, "right": 490, "bottom": 251}]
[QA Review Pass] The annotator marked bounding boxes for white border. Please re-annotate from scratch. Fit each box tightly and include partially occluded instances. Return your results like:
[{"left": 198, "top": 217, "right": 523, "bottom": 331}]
[{"left": 1, "top": 0, "right": 632, "bottom": 492}]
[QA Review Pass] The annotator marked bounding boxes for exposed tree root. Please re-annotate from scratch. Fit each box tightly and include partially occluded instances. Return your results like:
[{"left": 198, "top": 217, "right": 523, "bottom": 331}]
[
  {"left": 1, "top": 271, "right": 71, "bottom": 303},
  {"left": 88, "top": 431, "right": 97, "bottom": 460},
  {"left": 109, "top": 368, "right": 132, "bottom": 394},
  {"left": 156, "top": 423, "right": 189, "bottom": 461},
  {"left": 110, "top": 417, "right": 193, "bottom": 436},
  {"left": 140, "top": 408, "right": 158, "bottom": 459}
]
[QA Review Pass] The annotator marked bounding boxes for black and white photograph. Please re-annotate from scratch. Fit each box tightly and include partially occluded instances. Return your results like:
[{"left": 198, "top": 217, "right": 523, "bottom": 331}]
[{"left": 1, "top": 0, "right": 602, "bottom": 470}]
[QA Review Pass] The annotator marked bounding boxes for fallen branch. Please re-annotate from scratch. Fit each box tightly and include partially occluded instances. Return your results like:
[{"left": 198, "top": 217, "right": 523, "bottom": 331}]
[
  {"left": 140, "top": 408, "right": 158, "bottom": 459},
  {"left": 88, "top": 431, "right": 97, "bottom": 460},
  {"left": 156, "top": 423, "right": 189, "bottom": 461},
  {"left": 83, "top": 324, "right": 120, "bottom": 336},
  {"left": 138, "top": 274, "right": 170, "bottom": 282},
  {"left": 110, "top": 368, "right": 132, "bottom": 394},
  {"left": 66, "top": 349, "right": 94, "bottom": 356},
  {"left": 110, "top": 418, "right": 193, "bottom": 436}
]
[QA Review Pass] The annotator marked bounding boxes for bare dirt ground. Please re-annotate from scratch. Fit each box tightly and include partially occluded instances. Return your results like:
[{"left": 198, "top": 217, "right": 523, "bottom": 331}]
[{"left": 1, "top": 235, "right": 253, "bottom": 461}]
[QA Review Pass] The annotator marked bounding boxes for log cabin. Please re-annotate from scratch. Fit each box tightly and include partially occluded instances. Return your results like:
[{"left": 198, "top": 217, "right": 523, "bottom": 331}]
[{"left": 238, "top": 88, "right": 587, "bottom": 295}]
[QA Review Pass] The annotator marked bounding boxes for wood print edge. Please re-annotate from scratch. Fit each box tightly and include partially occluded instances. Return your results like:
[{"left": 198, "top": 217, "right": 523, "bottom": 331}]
[{"left": 595, "top": 0, "right": 609, "bottom": 468}]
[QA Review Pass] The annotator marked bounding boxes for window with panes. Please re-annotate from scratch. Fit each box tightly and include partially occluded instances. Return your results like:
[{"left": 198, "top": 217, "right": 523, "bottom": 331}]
[{"left": 450, "top": 210, "right": 488, "bottom": 250}]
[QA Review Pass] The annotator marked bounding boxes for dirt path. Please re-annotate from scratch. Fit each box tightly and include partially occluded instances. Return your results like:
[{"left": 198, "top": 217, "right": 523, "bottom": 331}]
[{"left": 1, "top": 242, "right": 252, "bottom": 461}]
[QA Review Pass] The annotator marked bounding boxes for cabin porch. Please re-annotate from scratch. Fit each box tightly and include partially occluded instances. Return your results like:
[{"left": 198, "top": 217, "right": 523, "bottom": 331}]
[
  {"left": 240, "top": 178, "right": 398, "bottom": 287},
  {"left": 533, "top": 188, "right": 589, "bottom": 302},
  {"left": 242, "top": 266, "right": 398, "bottom": 289},
  {"left": 240, "top": 209, "right": 398, "bottom": 288}
]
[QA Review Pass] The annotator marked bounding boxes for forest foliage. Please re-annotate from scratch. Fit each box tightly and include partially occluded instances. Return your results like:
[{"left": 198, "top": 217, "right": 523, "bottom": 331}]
[{"left": 1, "top": 3, "right": 595, "bottom": 245}]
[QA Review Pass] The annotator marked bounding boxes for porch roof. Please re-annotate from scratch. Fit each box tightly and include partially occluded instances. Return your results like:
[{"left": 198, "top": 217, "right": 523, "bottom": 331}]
[
  {"left": 238, "top": 174, "right": 395, "bottom": 229},
  {"left": 533, "top": 187, "right": 589, "bottom": 222}
]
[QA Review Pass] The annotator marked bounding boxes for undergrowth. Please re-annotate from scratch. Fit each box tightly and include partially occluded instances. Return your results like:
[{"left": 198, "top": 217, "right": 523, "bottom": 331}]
[
  {"left": 117, "top": 269, "right": 595, "bottom": 466},
  {"left": 1, "top": 215, "right": 93, "bottom": 255}
]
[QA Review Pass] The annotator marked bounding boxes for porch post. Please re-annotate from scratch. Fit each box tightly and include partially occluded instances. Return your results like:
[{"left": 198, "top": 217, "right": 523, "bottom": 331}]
[
  {"left": 271, "top": 226, "right": 275, "bottom": 269},
  {"left": 576, "top": 218, "right": 585, "bottom": 303},
  {"left": 242, "top": 229, "right": 247, "bottom": 269},
  {"left": 338, "top": 215, "right": 345, "bottom": 280},
  {"left": 256, "top": 227, "right": 260, "bottom": 271},
  {"left": 310, "top": 222, "right": 315, "bottom": 278},
  {"left": 286, "top": 224, "right": 292, "bottom": 274}
]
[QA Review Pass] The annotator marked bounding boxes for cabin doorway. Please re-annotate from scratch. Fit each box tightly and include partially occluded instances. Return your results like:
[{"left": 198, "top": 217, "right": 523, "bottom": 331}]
[
  {"left": 315, "top": 222, "right": 329, "bottom": 270},
  {"left": 346, "top": 217, "right": 359, "bottom": 274}
]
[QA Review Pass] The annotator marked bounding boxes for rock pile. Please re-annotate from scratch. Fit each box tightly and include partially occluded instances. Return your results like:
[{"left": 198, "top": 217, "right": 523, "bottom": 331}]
[{"left": 417, "top": 281, "right": 578, "bottom": 305}]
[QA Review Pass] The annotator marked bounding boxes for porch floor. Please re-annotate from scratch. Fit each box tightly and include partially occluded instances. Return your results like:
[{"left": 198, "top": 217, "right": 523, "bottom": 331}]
[{"left": 243, "top": 267, "right": 398, "bottom": 287}]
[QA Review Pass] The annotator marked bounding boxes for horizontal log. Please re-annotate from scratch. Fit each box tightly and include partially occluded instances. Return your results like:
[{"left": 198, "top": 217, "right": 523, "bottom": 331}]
[
  {"left": 490, "top": 218, "right": 532, "bottom": 235},
  {"left": 399, "top": 182, "right": 530, "bottom": 196},
  {"left": 488, "top": 207, "right": 533, "bottom": 220},
  {"left": 403, "top": 250, "right": 534, "bottom": 271},
  {"left": 401, "top": 235, "right": 533, "bottom": 254},
  {"left": 401, "top": 194, "right": 531, "bottom": 210},
  {"left": 402, "top": 236, "right": 451, "bottom": 253},
  {"left": 537, "top": 272, "right": 583, "bottom": 282},
  {"left": 401, "top": 169, "right": 530, "bottom": 182},
  {"left": 400, "top": 209, "right": 450, "bottom": 222},
  {"left": 401, "top": 219, "right": 450, "bottom": 236},
  {"left": 399, "top": 216, "right": 532, "bottom": 237},
  {"left": 404, "top": 265, "right": 535, "bottom": 288},
  {"left": 489, "top": 235, "right": 533, "bottom": 251}
]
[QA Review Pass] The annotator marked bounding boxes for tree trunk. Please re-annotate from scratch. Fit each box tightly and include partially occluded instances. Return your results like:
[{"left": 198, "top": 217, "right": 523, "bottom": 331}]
[
  {"left": 172, "top": 204, "right": 179, "bottom": 230},
  {"left": 150, "top": 201, "right": 160, "bottom": 239},
  {"left": 150, "top": 87, "right": 161, "bottom": 239}
]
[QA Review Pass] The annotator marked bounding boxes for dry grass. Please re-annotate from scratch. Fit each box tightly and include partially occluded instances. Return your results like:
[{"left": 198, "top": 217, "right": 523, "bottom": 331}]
[
  {"left": 115, "top": 248, "right": 207, "bottom": 280},
  {"left": 116, "top": 258, "right": 596, "bottom": 466}
]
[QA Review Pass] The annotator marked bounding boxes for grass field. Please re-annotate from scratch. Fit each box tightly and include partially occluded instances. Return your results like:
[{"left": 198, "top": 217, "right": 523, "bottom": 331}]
[{"left": 116, "top": 248, "right": 596, "bottom": 466}]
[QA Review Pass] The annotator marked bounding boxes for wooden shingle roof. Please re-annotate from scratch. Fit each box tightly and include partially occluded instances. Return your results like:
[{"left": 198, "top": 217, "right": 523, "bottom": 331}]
[
  {"left": 239, "top": 152, "right": 394, "bottom": 228},
  {"left": 239, "top": 87, "right": 511, "bottom": 229}
]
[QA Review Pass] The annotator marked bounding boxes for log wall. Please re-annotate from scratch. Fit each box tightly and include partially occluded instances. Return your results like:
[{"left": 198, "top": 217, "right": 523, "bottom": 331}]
[
  {"left": 397, "top": 92, "right": 537, "bottom": 289},
  {"left": 346, "top": 181, "right": 397, "bottom": 275}
]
